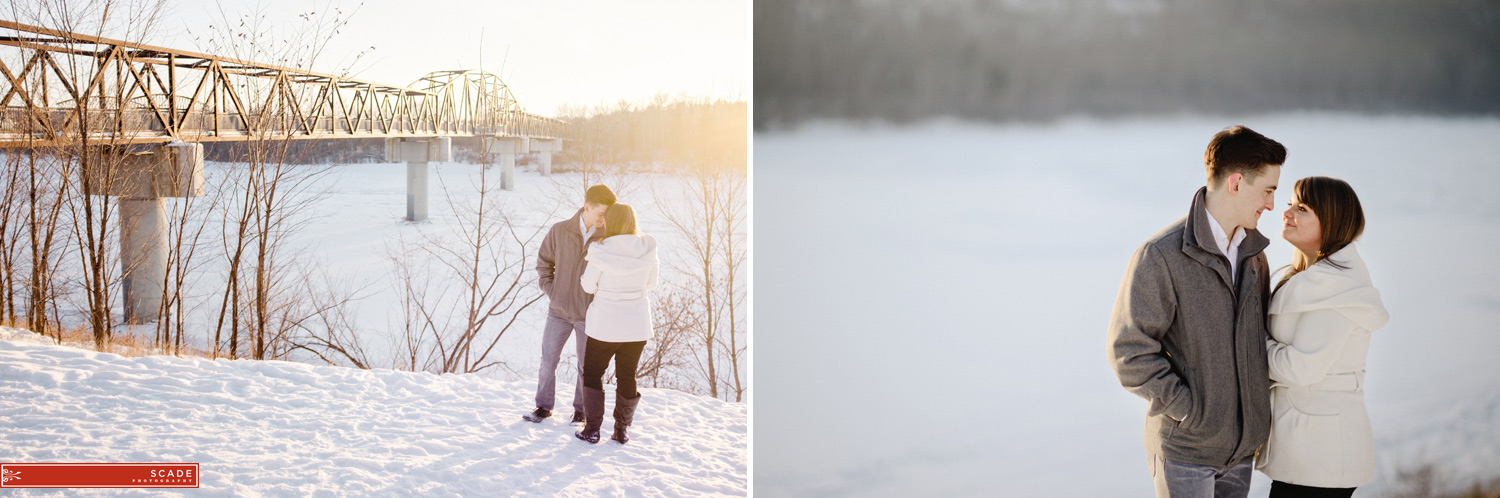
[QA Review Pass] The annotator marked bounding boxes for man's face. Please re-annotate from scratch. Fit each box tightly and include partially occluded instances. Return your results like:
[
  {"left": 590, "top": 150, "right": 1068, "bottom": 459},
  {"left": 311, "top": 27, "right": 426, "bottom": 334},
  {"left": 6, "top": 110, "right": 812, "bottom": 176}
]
[
  {"left": 583, "top": 203, "right": 608, "bottom": 228},
  {"left": 1231, "top": 165, "right": 1281, "bottom": 230}
]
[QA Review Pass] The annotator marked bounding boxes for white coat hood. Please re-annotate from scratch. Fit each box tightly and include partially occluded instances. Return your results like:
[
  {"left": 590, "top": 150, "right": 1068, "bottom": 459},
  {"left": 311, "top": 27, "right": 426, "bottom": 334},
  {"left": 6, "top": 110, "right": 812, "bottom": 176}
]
[
  {"left": 586, "top": 234, "right": 659, "bottom": 274},
  {"left": 1270, "top": 244, "right": 1389, "bottom": 332}
]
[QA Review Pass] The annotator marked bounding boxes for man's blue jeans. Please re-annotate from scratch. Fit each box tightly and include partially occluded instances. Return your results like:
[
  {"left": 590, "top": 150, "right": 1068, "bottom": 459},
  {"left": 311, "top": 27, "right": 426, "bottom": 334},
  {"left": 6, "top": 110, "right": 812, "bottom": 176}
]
[
  {"left": 1150, "top": 453, "right": 1253, "bottom": 498},
  {"left": 535, "top": 314, "right": 587, "bottom": 413}
]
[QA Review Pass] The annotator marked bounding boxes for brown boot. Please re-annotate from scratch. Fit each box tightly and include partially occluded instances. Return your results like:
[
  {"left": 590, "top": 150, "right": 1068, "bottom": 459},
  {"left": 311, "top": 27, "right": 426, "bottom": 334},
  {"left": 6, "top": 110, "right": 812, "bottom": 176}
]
[
  {"left": 573, "top": 386, "right": 605, "bottom": 444},
  {"left": 609, "top": 392, "right": 641, "bottom": 444}
]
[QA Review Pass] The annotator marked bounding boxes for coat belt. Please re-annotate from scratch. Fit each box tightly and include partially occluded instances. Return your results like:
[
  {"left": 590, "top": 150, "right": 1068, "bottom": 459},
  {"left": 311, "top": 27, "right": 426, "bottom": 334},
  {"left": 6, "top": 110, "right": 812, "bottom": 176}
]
[
  {"left": 595, "top": 289, "right": 646, "bottom": 300},
  {"left": 1272, "top": 370, "right": 1364, "bottom": 392}
]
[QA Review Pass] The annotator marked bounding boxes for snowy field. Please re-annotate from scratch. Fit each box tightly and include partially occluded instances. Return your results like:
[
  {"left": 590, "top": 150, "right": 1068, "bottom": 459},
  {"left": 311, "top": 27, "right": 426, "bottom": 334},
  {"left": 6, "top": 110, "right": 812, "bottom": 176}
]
[
  {"left": 0, "top": 326, "right": 747, "bottom": 496},
  {"left": 240, "top": 162, "right": 692, "bottom": 373},
  {"left": 754, "top": 114, "right": 1500, "bottom": 496},
  {"left": 83, "top": 161, "right": 707, "bottom": 381}
]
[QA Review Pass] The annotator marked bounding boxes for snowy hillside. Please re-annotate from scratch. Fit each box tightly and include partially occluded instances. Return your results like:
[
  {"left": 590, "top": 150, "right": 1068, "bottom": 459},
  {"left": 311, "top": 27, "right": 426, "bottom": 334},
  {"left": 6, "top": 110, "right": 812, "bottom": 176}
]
[{"left": 0, "top": 327, "right": 747, "bottom": 496}]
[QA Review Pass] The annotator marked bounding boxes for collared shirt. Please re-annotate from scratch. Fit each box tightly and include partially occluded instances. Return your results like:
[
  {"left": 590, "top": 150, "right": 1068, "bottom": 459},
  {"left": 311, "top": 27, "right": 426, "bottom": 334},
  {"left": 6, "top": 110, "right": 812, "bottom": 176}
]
[
  {"left": 1204, "top": 207, "right": 1247, "bottom": 285},
  {"left": 580, "top": 215, "right": 596, "bottom": 242}
]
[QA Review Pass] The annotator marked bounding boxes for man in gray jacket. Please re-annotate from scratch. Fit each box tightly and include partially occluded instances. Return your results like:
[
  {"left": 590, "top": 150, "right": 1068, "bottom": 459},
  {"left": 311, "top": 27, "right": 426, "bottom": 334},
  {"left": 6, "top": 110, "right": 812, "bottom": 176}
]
[
  {"left": 1108, "top": 126, "right": 1286, "bottom": 498},
  {"left": 524, "top": 185, "right": 616, "bottom": 424}
]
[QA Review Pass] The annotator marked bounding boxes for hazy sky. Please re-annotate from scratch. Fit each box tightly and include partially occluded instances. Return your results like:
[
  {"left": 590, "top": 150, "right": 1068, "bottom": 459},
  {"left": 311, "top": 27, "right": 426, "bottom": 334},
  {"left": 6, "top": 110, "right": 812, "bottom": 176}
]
[{"left": 147, "top": 0, "right": 748, "bottom": 117}]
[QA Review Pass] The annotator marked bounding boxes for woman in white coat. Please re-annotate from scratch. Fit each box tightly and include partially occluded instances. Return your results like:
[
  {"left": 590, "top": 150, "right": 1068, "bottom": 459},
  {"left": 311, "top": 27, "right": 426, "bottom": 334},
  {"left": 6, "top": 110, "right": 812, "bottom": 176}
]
[
  {"left": 574, "top": 203, "right": 659, "bottom": 445},
  {"left": 1257, "top": 176, "right": 1389, "bottom": 497}
]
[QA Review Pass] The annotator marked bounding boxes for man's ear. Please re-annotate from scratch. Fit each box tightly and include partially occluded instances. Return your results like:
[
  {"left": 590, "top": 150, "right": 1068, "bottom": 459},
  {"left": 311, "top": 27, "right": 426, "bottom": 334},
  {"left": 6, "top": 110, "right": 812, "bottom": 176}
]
[{"left": 1227, "top": 172, "right": 1243, "bottom": 194}]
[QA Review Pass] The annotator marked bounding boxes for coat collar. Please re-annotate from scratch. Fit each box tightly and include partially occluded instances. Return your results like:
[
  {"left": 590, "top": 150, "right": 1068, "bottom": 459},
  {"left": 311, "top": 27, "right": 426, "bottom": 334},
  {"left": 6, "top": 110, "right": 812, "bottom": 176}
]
[
  {"left": 1269, "top": 244, "right": 1388, "bottom": 330},
  {"left": 1181, "top": 187, "right": 1271, "bottom": 289}
]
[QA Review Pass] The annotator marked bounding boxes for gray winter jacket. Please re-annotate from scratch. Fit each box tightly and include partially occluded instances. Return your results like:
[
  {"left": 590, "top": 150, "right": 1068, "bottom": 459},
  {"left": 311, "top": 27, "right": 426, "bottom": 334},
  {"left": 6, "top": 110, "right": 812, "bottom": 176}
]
[
  {"left": 537, "top": 208, "right": 608, "bottom": 322},
  {"left": 1107, "top": 187, "right": 1273, "bottom": 467}
]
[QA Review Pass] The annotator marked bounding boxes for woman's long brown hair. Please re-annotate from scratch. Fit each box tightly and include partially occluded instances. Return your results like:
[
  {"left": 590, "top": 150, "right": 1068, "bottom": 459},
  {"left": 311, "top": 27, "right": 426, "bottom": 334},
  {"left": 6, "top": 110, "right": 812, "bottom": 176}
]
[
  {"left": 604, "top": 203, "right": 640, "bottom": 238},
  {"left": 1274, "top": 176, "right": 1365, "bottom": 294}
]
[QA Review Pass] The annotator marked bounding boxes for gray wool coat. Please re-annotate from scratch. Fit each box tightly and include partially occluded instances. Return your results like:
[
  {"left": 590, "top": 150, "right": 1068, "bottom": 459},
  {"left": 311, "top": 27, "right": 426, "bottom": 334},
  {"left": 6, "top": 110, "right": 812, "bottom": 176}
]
[
  {"left": 537, "top": 208, "right": 608, "bottom": 323},
  {"left": 1107, "top": 187, "right": 1273, "bottom": 467}
]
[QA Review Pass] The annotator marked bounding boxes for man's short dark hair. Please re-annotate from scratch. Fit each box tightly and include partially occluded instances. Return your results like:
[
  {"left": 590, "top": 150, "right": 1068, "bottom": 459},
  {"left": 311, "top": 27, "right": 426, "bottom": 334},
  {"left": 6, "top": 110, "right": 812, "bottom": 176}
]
[
  {"left": 585, "top": 185, "right": 617, "bottom": 206},
  {"left": 1204, "top": 125, "right": 1287, "bottom": 187}
]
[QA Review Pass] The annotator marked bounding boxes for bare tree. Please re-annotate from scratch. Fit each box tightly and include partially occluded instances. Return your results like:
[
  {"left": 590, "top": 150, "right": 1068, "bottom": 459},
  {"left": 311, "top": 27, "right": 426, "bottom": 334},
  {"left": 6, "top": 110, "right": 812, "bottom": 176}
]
[
  {"left": 0, "top": 5, "right": 91, "bottom": 339},
  {"left": 210, "top": 156, "right": 255, "bottom": 358},
  {"left": 385, "top": 236, "right": 446, "bottom": 372},
  {"left": 638, "top": 289, "right": 697, "bottom": 391},
  {"left": 0, "top": 152, "right": 14, "bottom": 326},
  {"left": 0, "top": 151, "right": 25, "bottom": 326},
  {"left": 716, "top": 167, "right": 748, "bottom": 401},
  {"left": 20, "top": 0, "right": 169, "bottom": 349},
  {"left": 193, "top": 2, "right": 354, "bottom": 359},
  {"left": 22, "top": 151, "right": 74, "bottom": 341},
  {"left": 152, "top": 155, "right": 226, "bottom": 355},
  {"left": 287, "top": 269, "right": 374, "bottom": 369},
  {"left": 382, "top": 141, "right": 549, "bottom": 375},
  {"left": 428, "top": 146, "right": 548, "bottom": 374}
]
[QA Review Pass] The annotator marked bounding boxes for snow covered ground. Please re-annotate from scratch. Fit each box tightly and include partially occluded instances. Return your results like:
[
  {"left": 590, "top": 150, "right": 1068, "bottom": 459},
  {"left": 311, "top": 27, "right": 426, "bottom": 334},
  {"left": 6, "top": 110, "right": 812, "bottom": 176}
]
[
  {"left": 0, "top": 326, "right": 747, "bottom": 496},
  {"left": 754, "top": 113, "right": 1500, "bottom": 496}
]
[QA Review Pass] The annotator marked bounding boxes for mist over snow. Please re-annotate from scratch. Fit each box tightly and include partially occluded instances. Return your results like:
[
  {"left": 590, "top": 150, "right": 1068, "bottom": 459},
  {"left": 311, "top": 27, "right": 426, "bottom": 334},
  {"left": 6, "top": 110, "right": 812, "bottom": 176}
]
[{"left": 753, "top": 113, "right": 1500, "bottom": 497}]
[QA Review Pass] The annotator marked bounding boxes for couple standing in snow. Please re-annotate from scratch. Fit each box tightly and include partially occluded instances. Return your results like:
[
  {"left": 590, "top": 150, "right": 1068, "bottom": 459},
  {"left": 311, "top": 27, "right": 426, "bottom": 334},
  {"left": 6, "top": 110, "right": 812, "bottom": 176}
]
[
  {"left": 1108, "top": 126, "right": 1389, "bottom": 498},
  {"left": 523, "top": 184, "right": 660, "bottom": 445}
]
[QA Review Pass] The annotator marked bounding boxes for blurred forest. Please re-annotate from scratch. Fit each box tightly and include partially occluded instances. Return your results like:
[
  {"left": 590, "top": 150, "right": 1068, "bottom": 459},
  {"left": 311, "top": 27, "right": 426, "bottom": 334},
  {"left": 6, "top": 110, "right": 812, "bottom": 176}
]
[
  {"left": 754, "top": 0, "right": 1500, "bottom": 129},
  {"left": 202, "top": 96, "right": 749, "bottom": 171}
]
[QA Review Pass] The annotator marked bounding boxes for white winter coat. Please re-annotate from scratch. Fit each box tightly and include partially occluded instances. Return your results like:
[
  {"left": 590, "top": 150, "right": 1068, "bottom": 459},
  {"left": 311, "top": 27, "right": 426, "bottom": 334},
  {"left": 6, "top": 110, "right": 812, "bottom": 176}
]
[
  {"left": 1256, "top": 244, "right": 1389, "bottom": 488},
  {"left": 580, "top": 234, "right": 659, "bottom": 343}
]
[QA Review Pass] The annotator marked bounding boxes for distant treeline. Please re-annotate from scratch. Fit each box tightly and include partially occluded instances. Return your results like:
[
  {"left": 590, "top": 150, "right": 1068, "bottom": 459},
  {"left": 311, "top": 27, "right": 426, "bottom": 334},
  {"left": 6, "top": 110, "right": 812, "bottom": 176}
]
[
  {"left": 200, "top": 96, "right": 748, "bottom": 168},
  {"left": 203, "top": 138, "right": 384, "bottom": 164},
  {"left": 203, "top": 137, "right": 543, "bottom": 166},
  {"left": 556, "top": 97, "right": 748, "bottom": 171},
  {"left": 754, "top": 0, "right": 1500, "bottom": 129}
]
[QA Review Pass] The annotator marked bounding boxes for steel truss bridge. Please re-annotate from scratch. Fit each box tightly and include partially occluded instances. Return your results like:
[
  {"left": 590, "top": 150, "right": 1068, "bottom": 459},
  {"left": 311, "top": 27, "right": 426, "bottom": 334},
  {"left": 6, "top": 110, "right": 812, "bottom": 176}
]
[
  {"left": 0, "top": 19, "right": 568, "bottom": 147},
  {"left": 0, "top": 19, "right": 571, "bottom": 325}
]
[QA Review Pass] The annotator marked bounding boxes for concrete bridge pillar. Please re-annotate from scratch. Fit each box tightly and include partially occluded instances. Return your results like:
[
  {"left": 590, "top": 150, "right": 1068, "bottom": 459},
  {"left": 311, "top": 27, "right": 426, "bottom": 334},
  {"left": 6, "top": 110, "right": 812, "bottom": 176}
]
[
  {"left": 386, "top": 137, "right": 451, "bottom": 222},
  {"left": 86, "top": 142, "right": 205, "bottom": 324},
  {"left": 485, "top": 137, "right": 525, "bottom": 190},
  {"left": 119, "top": 198, "right": 168, "bottom": 324},
  {"left": 530, "top": 138, "right": 561, "bottom": 176}
]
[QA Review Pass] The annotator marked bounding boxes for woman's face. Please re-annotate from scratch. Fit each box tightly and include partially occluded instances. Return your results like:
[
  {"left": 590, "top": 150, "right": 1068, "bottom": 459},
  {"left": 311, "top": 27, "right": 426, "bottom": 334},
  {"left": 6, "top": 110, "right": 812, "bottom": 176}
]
[{"left": 1281, "top": 195, "right": 1322, "bottom": 254}]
